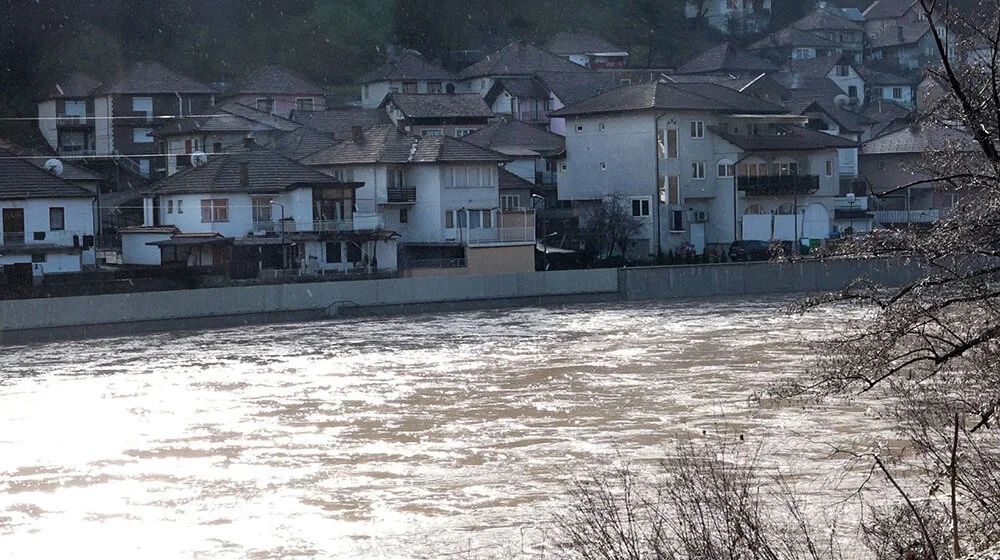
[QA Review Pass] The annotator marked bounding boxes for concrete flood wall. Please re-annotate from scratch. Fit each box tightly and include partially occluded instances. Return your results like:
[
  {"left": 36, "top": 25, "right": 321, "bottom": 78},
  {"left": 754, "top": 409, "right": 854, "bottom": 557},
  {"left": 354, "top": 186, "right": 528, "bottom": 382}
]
[{"left": 0, "top": 260, "right": 925, "bottom": 342}]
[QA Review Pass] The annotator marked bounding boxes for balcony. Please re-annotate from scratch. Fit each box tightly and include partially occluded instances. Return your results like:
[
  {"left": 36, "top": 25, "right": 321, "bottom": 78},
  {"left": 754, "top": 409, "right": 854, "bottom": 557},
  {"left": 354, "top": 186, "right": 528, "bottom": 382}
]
[
  {"left": 252, "top": 220, "right": 278, "bottom": 233},
  {"left": 737, "top": 175, "right": 819, "bottom": 196},
  {"left": 58, "top": 146, "right": 96, "bottom": 157},
  {"left": 2, "top": 233, "right": 25, "bottom": 245},
  {"left": 385, "top": 186, "right": 417, "bottom": 204},
  {"left": 56, "top": 114, "right": 91, "bottom": 128},
  {"left": 313, "top": 213, "right": 381, "bottom": 232},
  {"left": 871, "top": 209, "right": 943, "bottom": 224}
]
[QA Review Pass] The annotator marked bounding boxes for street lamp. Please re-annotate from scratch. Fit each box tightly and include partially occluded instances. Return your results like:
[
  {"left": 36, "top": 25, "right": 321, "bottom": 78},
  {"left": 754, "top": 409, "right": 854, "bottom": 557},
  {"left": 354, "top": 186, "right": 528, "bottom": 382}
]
[
  {"left": 531, "top": 194, "right": 548, "bottom": 270},
  {"left": 846, "top": 192, "right": 856, "bottom": 236},
  {"left": 270, "top": 200, "right": 286, "bottom": 282}
]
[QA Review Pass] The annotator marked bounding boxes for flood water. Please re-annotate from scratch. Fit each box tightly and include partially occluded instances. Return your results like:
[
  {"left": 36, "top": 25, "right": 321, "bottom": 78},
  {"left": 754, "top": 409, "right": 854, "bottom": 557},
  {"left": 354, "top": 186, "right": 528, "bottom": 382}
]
[{"left": 0, "top": 298, "right": 882, "bottom": 559}]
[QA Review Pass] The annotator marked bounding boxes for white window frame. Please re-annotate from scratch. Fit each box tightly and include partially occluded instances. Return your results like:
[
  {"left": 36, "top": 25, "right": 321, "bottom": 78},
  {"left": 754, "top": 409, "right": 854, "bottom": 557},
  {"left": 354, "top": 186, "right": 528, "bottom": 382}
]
[
  {"left": 200, "top": 199, "right": 229, "bottom": 223},
  {"left": 692, "top": 161, "right": 706, "bottom": 180},
  {"left": 892, "top": 87, "right": 903, "bottom": 99},
  {"left": 631, "top": 197, "right": 651, "bottom": 218},
  {"left": 500, "top": 194, "right": 520, "bottom": 210},
  {"left": 445, "top": 166, "right": 491, "bottom": 188},
  {"left": 717, "top": 160, "right": 735, "bottom": 178},
  {"left": 690, "top": 120, "right": 704, "bottom": 138}
]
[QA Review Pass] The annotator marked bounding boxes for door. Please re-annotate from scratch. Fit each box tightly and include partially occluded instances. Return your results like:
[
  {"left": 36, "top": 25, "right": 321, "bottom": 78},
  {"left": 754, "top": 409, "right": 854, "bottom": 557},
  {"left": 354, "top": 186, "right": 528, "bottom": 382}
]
[
  {"left": 2, "top": 208, "right": 25, "bottom": 244},
  {"left": 689, "top": 222, "right": 706, "bottom": 254},
  {"left": 803, "top": 203, "right": 831, "bottom": 240}
]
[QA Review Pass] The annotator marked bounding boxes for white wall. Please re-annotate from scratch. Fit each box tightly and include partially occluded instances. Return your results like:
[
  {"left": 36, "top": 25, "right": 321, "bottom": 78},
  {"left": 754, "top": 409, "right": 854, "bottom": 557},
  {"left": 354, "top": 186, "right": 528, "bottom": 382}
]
[
  {"left": 94, "top": 95, "right": 113, "bottom": 155},
  {"left": 37, "top": 100, "right": 58, "bottom": 151},
  {"left": 122, "top": 233, "right": 170, "bottom": 265},
  {"left": 828, "top": 67, "right": 866, "bottom": 104}
]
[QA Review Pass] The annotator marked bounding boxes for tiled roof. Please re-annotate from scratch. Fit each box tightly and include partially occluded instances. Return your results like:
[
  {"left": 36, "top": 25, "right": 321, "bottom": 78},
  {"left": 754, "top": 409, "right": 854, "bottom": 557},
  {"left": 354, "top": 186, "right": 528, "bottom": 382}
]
[
  {"left": 544, "top": 31, "right": 626, "bottom": 55},
  {"left": 499, "top": 168, "right": 535, "bottom": 190},
  {"left": 674, "top": 43, "right": 780, "bottom": 75},
  {"left": 27, "top": 157, "right": 104, "bottom": 182},
  {"left": 861, "top": 99, "right": 913, "bottom": 122},
  {"left": 799, "top": 100, "right": 875, "bottom": 133},
  {"left": 152, "top": 102, "right": 298, "bottom": 138},
  {"left": 792, "top": 7, "right": 863, "bottom": 31},
  {"left": 301, "top": 125, "right": 508, "bottom": 166},
  {"left": 536, "top": 71, "right": 617, "bottom": 105},
  {"left": 784, "top": 54, "right": 856, "bottom": 80},
  {"left": 710, "top": 125, "right": 860, "bottom": 151},
  {"left": 359, "top": 50, "right": 455, "bottom": 83},
  {"left": 40, "top": 73, "right": 101, "bottom": 100},
  {"left": 749, "top": 26, "right": 843, "bottom": 50},
  {"left": 384, "top": 93, "right": 493, "bottom": 119},
  {"left": 550, "top": 80, "right": 785, "bottom": 117},
  {"left": 663, "top": 73, "right": 789, "bottom": 97},
  {"left": 861, "top": 123, "right": 976, "bottom": 154},
  {"left": 98, "top": 61, "right": 217, "bottom": 95},
  {"left": 228, "top": 65, "right": 326, "bottom": 96},
  {"left": 291, "top": 108, "right": 392, "bottom": 139},
  {"left": 0, "top": 150, "right": 97, "bottom": 200},
  {"left": 459, "top": 41, "right": 589, "bottom": 79},
  {"left": 869, "top": 20, "right": 931, "bottom": 48},
  {"left": 148, "top": 142, "right": 343, "bottom": 196},
  {"left": 272, "top": 127, "right": 338, "bottom": 161},
  {"left": 857, "top": 67, "right": 913, "bottom": 85},
  {"left": 462, "top": 118, "right": 565, "bottom": 156},
  {"left": 863, "top": 0, "right": 920, "bottom": 20},
  {"left": 487, "top": 77, "right": 550, "bottom": 104}
]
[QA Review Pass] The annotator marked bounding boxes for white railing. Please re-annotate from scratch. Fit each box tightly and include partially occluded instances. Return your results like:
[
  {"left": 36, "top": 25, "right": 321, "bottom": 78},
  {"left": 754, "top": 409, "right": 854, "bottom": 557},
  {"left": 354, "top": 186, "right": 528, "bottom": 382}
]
[
  {"left": 871, "top": 209, "right": 942, "bottom": 224},
  {"left": 312, "top": 213, "right": 381, "bottom": 232},
  {"left": 834, "top": 196, "right": 869, "bottom": 210}
]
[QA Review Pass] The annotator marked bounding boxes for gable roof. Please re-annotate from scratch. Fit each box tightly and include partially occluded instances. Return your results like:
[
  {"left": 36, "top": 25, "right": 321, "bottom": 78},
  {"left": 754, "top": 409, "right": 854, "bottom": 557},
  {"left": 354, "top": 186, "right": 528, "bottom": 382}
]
[
  {"left": 499, "top": 168, "right": 535, "bottom": 191},
  {"left": 40, "top": 72, "right": 101, "bottom": 100},
  {"left": 792, "top": 6, "right": 863, "bottom": 31},
  {"left": 710, "top": 125, "right": 860, "bottom": 151},
  {"left": 749, "top": 26, "right": 844, "bottom": 51},
  {"left": 227, "top": 65, "right": 325, "bottom": 96},
  {"left": 869, "top": 20, "right": 932, "bottom": 48},
  {"left": 98, "top": 61, "right": 216, "bottom": 95},
  {"left": 291, "top": 108, "right": 392, "bottom": 139},
  {"left": 861, "top": 98, "right": 914, "bottom": 123},
  {"left": 151, "top": 102, "right": 298, "bottom": 138},
  {"left": 785, "top": 54, "right": 858, "bottom": 80},
  {"left": 536, "top": 71, "right": 617, "bottom": 105},
  {"left": 799, "top": 100, "right": 875, "bottom": 133},
  {"left": 863, "top": 0, "right": 920, "bottom": 20},
  {"left": 272, "top": 127, "right": 338, "bottom": 161},
  {"left": 459, "top": 41, "right": 589, "bottom": 80},
  {"left": 0, "top": 150, "right": 97, "bottom": 200},
  {"left": 301, "top": 125, "right": 508, "bottom": 166},
  {"left": 861, "top": 122, "right": 976, "bottom": 154},
  {"left": 148, "top": 142, "right": 343, "bottom": 196},
  {"left": 857, "top": 67, "right": 913, "bottom": 86},
  {"left": 359, "top": 50, "right": 455, "bottom": 84},
  {"left": 462, "top": 118, "right": 565, "bottom": 156},
  {"left": 383, "top": 93, "right": 493, "bottom": 119},
  {"left": 549, "top": 80, "right": 786, "bottom": 118},
  {"left": 544, "top": 31, "right": 627, "bottom": 56},
  {"left": 674, "top": 43, "right": 780, "bottom": 75}
]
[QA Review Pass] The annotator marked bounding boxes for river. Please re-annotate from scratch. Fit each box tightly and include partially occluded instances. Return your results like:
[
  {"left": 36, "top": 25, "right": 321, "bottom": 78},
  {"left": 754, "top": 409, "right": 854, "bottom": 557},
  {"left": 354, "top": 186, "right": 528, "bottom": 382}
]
[{"left": 0, "top": 298, "right": 881, "bottom": 559}]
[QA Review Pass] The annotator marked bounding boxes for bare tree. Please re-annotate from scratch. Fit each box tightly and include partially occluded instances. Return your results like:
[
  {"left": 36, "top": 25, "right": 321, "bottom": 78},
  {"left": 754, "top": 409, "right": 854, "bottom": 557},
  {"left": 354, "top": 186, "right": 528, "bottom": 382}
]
[{"left": 579, "top": 194, "right": 646, "bottom": 265}]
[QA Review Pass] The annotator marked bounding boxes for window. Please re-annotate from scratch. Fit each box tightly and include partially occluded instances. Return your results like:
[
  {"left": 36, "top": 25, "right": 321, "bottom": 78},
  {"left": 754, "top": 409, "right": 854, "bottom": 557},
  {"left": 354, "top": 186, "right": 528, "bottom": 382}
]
[
  {"left": 399, "top": 208, "right": 408, "bottom": 224},
  {"left": 739, "top": 162, "right": 768, "bottom": 177},
  {"left": 402, "top": 81, "right": 418, "bottom": 93},
  {"left": 690, "top": 121, "right": 704, "bottom": 138},
  {"left": 773, "top": 162, "right": 798, "bottom": 176},
  {"left": 668, "top": 176, "right": 680, "bottom": 205},
  {"left": 252, "top": 197, "right": 272, "bottom": 222},
  {"left": 600, "top": 161, "right": 607, "bottom": 171},
  {"left": 325, "top": 242, "right": 342, "bottom": 264},
  {"left": 31, "top": 253, "right": 46, "bottom": 263},
  {"left": 49, "top": 207, "right": 65, "bottom": 231},
  {"left": 599, "top": 123, "right": 606, "bottom": 131},
  {"left": 892, "top": 87, "right": 903, "bottom": 99},
  {"left": 848, "top": 85, "right": 858, "bottom": 98},
  {"left": 835, "top": 65, "right": 850, "bottom": 77},
  {"left": 666, "top": 129, "right": 678, "bottom": 158},
  {"left": 133, "top": 128, "right": 154, "bottom": 143},
  {"left": 428, "top": 82, "right": 442, "bottom": 94},
  {"left": 132, "top": 96, "right": 153, "bottom": 121},
  {"left": 717, "top": 161, "right": 735, "bottom": 178},
  {"left": 826, "top": 159, "right": 834, "bottom": 176},
  {"left": 363, "top": 85, "right": 369, "bottom": 99},
  {"left": 631, "top": 198, "right": 651, "bottom": 217},
  {"left": 256, "top": 98, "right": 274, "bottom": 113},
  {"left": 445, "top": 166, "right": 490, "bottom": 188},
  {"left": 295, "top": 98, "right": 314, "bottom": 111},
  {"left": 200, "top": 199, "right": 229, "bottom": 222},
  {"left": 873, "top": 87, "right": 884, "bottom": 98},
  {"left": 445, "top": 210, "right": 455, "bottom": 229},
  {"left": 167, "top": 200, "right": 174, "bottom": 214},
  {"left": 500, "top": 195, "right": 520, "bottom": 210},
  {"left": 455, "top": 128, "right": 475, "bottom": 137},
  {"left": 139, "top": 159, "right": 150, "bottom": 178},
  {"left": 177, "top": 199, "right": 184, "bottom": 214},
  {"left": 467, "top": 209, "right": 492, "bottom": 229},
  {"left": 671, "top": 209, "right": 684, "bottom": 232},
  {"left": 421, "top": 129, "right": 443, "bottom": 136},
  {"left": 576, "top": 125, "right": 584, "bottom": 133},
  {"left": 691, "top": 161, "right": 705, "bottom": 179}
]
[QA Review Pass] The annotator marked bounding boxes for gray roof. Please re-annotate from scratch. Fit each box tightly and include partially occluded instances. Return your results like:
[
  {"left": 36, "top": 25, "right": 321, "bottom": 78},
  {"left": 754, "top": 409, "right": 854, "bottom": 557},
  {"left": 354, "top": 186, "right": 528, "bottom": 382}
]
[
  {"left": 148, "top": 142, "right": 344, "bottom": 196},
  {"left": 857, "top": 67, "right": 913, "bottom": 86},
  {"left": 536, "top": 71, "right": 617, "bottom": 105},
  {"left": 792, "top": 7, "right": 863, "bottom": 31},
  {"left": 301, "top": 125, "right": 508, "bottom": 166},
  {"left": 784, "top": 54, "right": 858, "bottom": 80},
  {"left": 384, "top": 93, "right": 493, "bottom": 119},
  {"left": 544, "top": 31, "right": 626, "bottom": 55},
  {"left": 863, "top": 0, "right": 920, "bottom": 20},
  {"left": 272, "top": 127, "right": 338, "bottom": 161},
  {"left": 462, "top": 118, "right": 565, "bottom": 156},
  {"left": 861, "top": 123, "right": 977, "bottom": 154},
  {"left": 27, "top": 157, "right": 104, "bottom": 182},
  {"left": 749, "top": 26, "right": 843, "bottom": 51},
  {"left": 228, "top": 65, "right": 325, "bottom": 96},
  {"left": 710, "top": 125, "right": 860, "bottom": 151},
  {"left": 459, "top": 41, "right": 589, "bottom": 80},
  {"left": 550, "top": 80, "right": 786, "bottom": 118},
  {"left": 359, "top": 50, "right": 455, "bottom": 84},
  {"left": 675, "top": 43, "right": 780, "bottom": 75},
  {"left": 861, "top": 99, "right": 913, "bottom": 122},
  {"left": 799, "top": 101, "right": 875, "bottom": 133},
  {"left": 869, "top": 20, "right": 931, "bottom": 48},
  {"left": 0, "top": 150, "right": 97, "bottom": 200},
  {"left": 291, "top": 108, "right": 392, "bottom": 139},
  {"left": 98, "top": 61, "right": 217, "bottom": 95},
  {"left": 499, "top": 168, "right": 535, "bottom": 190},
  {"left": 40, "top": 73, "right": 101, "bottom": 100},
  {"left": 152, "top": 102, "right": 298, "bottom": 138}
]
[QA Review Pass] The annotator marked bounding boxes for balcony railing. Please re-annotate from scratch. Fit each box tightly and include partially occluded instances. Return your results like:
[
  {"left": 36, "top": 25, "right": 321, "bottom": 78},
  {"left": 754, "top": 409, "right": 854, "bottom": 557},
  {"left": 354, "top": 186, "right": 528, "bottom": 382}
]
[
  {"left": 466, "top": 226, "right": 536, "bottom": 246},
  {"left": 252, "top": 220, "right": 277, "bottom": 233},
  {"left": 737, "top": 175, "right": 820, "bottom": 196},
  {"left": 56, "top": 114, "right": 91, "bottom": 127},
  {"left": 2, "top": 233, "right": 25, "bottom": 245},
  {"left": 386, "top": 186, "right": 417, "bottom": 204},
  {"left": 58, "top": 147, "right": 96, "bottom": 156},
  {"left": 871, "top": 209, "right": 943, "bottom": 224},
  {"left": 313, "top": 213, "right": 381, "bottom": 232}
]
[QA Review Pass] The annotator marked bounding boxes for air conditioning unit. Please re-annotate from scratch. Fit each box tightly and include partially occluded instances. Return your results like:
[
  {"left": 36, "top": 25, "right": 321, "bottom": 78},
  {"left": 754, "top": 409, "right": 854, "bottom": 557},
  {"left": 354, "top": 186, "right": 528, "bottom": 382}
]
[{"left": 693, "top": 210, "right": 709, "bottom": 222}]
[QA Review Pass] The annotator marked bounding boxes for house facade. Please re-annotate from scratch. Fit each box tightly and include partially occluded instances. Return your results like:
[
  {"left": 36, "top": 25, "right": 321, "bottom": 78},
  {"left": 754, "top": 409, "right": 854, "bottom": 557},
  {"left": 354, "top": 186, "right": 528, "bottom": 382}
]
[
  {"left": 684, "top": 0, "right": 773, "bottom": 35},
  {"left": 864, "top": 0, "right": 953, "bottom": 70},
  {"left": 221, "top": 65, "right": 327, "bottom": 119},
  {"left": 36, "top": 73, "right": 102, "bottom": 157},
  {"left": 359, "top": 50, "right": 457, "bottom": 109},
  {"left": 0, "top": 150, "right": 97, "bottom": 279}
]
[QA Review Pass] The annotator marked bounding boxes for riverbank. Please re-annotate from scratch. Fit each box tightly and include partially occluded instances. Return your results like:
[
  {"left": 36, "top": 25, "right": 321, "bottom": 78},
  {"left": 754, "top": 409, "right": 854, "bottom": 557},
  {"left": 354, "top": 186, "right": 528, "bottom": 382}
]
[{"left": 0, "top": 258, "right": 925, "bottom": 344}]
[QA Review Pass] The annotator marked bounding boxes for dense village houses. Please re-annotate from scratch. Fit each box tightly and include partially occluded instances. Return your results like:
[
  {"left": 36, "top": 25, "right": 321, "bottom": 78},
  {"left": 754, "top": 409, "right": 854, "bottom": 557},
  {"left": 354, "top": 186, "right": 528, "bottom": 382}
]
[
  {"left": 219, "top": 65, "right": 327, "bottom": 119},
  {"left": 684, "top": 0, "right": 773, "bottom": 35},
  {"left": 291, "top": 108, "right": 392, "bottom": 141},
  {"left": 543, "top": 32, "right": 630, "bottom": 70},
  {"left": 380, "top": 93, "right": 494, "bottom": 138},
  {"left": 35, "top": 72, "right": 102, "bottom": 158},
  {"left": 0, "top": 150, "right": 97, "bottom": 282},
  {"left": 749, "top": 3, "right": 865, "bottom": 63},
  {"left": 674, "top": 43, "right": 781, "bottom": 77},
  {"left": 358, "top": 50, "right": 457, "bottom": 109},
  {"left": 863, "top": 0, "right": 955, "bottom": 70},
  {"left": 299, "top": 125, "right": 536, "bottom": 276}
]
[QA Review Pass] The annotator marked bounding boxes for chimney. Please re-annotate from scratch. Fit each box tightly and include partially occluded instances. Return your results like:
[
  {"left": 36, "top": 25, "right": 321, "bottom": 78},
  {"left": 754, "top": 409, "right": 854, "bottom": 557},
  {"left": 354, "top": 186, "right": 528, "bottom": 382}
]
[
  {"left": 240, "top": 162, "right": 249, "bottom": 186},
  {"left": 351, "top": 126, "right": 364, "bottom": 143}
]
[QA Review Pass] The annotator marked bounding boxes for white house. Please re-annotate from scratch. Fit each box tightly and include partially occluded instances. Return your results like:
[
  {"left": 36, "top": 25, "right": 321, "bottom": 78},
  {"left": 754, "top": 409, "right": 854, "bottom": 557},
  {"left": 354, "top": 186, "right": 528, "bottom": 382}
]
[
  {"left": 0, "top": 150, "right": 97, "bottom": 280},
  {"left": 684, "top": 0, "right": 773, "bottom": 35},
  {"left": 358, "top": 50, "right": 457, "bottom": 109}
]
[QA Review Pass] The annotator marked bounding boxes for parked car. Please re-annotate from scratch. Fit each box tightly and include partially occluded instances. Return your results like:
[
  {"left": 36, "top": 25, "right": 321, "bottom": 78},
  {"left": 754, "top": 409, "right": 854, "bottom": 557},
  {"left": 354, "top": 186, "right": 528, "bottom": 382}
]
[{"left": 728, "top": 240, "right": 772, "bottom": 262}]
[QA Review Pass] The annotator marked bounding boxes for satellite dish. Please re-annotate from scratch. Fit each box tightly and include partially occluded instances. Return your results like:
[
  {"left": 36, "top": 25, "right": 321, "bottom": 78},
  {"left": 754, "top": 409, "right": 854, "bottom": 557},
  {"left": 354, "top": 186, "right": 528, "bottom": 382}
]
[
  {"left": 44, "top": 158, "right": 64, "bottom": 176},
  {"left": 191, "top": 151, "right": 208, "bottom": 167},
  {"left": 833, "top": 94, "right": 850, "bottom": 108}
]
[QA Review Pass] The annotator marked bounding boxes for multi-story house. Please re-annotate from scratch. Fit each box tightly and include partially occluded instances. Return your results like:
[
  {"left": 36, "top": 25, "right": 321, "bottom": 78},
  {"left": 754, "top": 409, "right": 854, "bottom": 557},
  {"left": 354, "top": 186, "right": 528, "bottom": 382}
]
[
  {"left": 544, "top": 32, "right": 629, "bottom": 70},
  {"left": 748, "top": 26, "right": 845, "bottom": 63},
  {"left": 125, "top": 139, "right": 393, "bottom": 275},
  {"left": 0, "top": 150, "right": 97, "bottom": 279},
  {"left": 300, "top": 125, "right": 536, "bottom": 276},
  {"left": 359, "top": 50, "right": 457, "bottom": 110},
  {"left": 550, "top": 80, "right": 857, "bottom": 259},
  {"left": 153, "top": 102, "right": 300, "bottom": 176},
  {"left": 674, "top": 43, "right": 780, "bottom": 77},
  {"left": 221, "top": 65, "right": 327, "bottom": 119},
  {"left": 863, "top": 0, "right": 954, "bottom": 70},
  {"left": 684, "top": 0, "right": 773, "bottom": 35},
  {"left": 380, "top": 93, "right": 493, "bottom": 138},
  {"left": 781, "top": 54, "right": 867, "bottom": 105},
  {"left": 92, "top": 61, "right": 217, "bottom": 179},
  {"left": 789, "top": 5, "right": 865, "bottom": 61},
  {"left": 36, "top": 73, "right": 102, "bottom": 157},
  {"left": 860, "top": 68, "right": 916, "bottom": 109}
]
